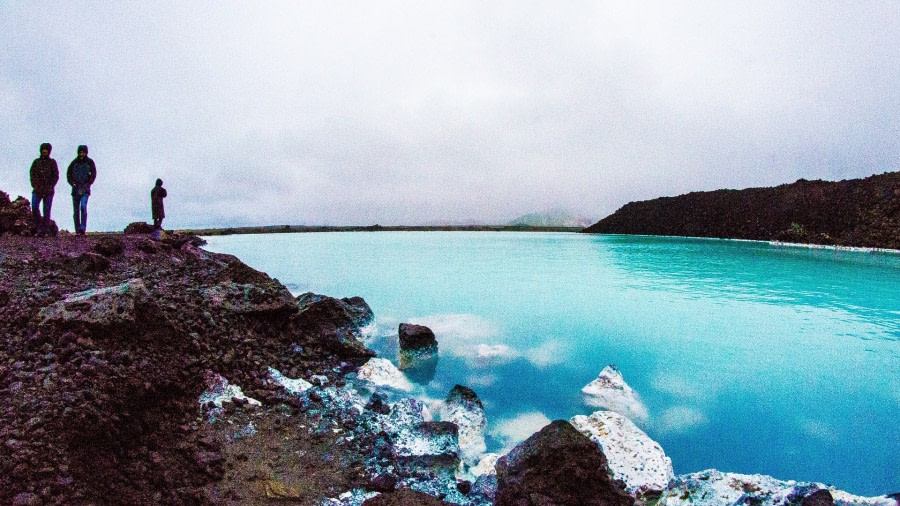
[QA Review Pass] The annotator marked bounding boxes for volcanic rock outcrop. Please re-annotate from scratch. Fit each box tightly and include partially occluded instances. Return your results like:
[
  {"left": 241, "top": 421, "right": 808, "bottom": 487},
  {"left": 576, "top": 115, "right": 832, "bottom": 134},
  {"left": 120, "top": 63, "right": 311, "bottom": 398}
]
[
  {"left": 0, "top": 232, "right": 376, "bottom": 504},
  {"left": 583, "top": 171, "right": 900, "bottom": 249},
  {"left": 495, "top": 420, "right": 635, "bottom": 506}
]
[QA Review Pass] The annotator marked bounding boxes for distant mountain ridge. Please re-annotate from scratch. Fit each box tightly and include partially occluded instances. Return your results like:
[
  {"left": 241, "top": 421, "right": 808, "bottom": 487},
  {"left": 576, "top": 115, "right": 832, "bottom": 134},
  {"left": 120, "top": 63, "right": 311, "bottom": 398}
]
[
  {"left": 507, "top": 209, "right": 593, "bottom": 228},
  {"left": 582, "top": 172, "right": 900, "bottom": 249}
]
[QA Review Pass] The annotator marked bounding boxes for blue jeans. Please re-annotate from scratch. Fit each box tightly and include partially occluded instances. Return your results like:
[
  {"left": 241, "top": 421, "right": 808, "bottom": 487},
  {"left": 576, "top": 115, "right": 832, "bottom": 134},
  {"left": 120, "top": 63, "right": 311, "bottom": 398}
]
[
  {"left": 72, "top": 194, "right": 89, "bottom": 233},
  {"left": 31, "top": 192, "right": 54, "bottom": 232}
]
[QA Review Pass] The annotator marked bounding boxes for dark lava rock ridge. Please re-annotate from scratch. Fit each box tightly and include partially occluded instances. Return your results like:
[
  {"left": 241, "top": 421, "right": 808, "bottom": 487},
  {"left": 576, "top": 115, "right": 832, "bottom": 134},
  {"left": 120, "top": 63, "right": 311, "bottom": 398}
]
[{"left": 583, "top": 171, "right": 900, "bottom": 249}]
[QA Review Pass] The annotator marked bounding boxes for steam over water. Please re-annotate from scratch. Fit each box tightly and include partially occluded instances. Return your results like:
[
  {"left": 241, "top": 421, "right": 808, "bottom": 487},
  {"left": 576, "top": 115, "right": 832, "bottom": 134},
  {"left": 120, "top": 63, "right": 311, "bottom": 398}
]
[{"left": 204, "top": 232, "right": 899, "bottom": 496}]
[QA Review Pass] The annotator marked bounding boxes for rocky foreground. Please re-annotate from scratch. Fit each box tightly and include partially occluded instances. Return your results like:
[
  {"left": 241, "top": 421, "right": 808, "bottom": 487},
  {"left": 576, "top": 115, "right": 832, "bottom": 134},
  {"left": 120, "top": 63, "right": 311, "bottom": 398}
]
[
  {"left": 583, "top": 171, "right": 900, "bottom": 249},
  {"left": 2, "top": 190, "right": 898, "bottom": 505}
]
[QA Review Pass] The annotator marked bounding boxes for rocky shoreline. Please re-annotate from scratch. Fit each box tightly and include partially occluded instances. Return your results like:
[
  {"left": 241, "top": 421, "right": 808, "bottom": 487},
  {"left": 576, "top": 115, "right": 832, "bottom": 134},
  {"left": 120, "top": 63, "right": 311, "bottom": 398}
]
[
  {"left": 583, "top": 171, "right": 900, "bottom": 250},
  {"left": 2, "top": 191, "right": 898, "bottom": 505}
]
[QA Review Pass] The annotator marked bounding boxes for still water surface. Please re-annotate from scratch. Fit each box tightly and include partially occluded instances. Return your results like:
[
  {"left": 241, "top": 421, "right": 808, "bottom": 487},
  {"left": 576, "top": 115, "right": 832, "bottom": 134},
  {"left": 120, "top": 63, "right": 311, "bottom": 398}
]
[{"left": 204, "top": 232, "right": 899, "bottom": 495}]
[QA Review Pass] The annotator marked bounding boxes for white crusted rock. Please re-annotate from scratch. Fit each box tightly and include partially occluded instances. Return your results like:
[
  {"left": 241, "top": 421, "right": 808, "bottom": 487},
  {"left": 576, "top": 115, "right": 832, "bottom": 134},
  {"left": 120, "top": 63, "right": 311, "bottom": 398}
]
[
  {"left": 268, "top": 367, "right": 313, "bottom": 395},
  {"left": 581, "top": 364, "right": 648, "bottom": 422},
  {"left": 571, "top": 410, "right": 673, "bottom": 495},
  {"left": 440, "top": 385, "right": 487, "bottom": 467},
  {"left": 659, "top": 469, "right": 897, "bottom": 506},
  {"left": 357, "top": 358, "right": 414, "bottom": 392}
]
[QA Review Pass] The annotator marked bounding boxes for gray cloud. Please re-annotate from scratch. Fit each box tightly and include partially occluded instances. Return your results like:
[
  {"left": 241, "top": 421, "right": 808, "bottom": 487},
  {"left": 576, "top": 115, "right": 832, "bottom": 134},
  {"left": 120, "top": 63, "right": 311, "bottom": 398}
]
[{"left": 2, "top": 0, "right": 897, "bottom": 230}]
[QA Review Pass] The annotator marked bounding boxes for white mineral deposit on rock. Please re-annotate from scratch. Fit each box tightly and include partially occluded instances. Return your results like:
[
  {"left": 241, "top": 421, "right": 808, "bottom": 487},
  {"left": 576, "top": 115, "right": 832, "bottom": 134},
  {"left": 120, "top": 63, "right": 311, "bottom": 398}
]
[
  {"left": 441, "top": 386, "right": 488, "bottom": 467},
  {"left": 356, "top": 357, "right": 414, "bottom": 392},
  {"left": 267, "top": 367, "right": 313, "bottom": 395},
  {"left": 571, "top": 410, "right": 673, "bottom": 495},
  {"left": 581, "top": 364, "right": 649, "bottom": 422},
  {"left": 659, "top": 469, "right": 897, "bottom": 506}
]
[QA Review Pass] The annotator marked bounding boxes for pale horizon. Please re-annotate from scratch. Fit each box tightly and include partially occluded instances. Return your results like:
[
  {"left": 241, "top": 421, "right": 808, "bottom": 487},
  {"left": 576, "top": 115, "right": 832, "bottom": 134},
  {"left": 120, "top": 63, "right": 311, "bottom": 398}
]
[{"left": 2, "top": 1, "right": 898, "bottom": 231}]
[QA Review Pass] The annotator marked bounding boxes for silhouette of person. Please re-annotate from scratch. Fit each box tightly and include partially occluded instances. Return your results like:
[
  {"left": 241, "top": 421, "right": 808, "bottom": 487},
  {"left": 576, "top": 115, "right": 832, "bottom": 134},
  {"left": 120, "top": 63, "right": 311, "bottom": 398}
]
[
  {"left": 151, "top": 178, "right": 167, "bottom": 238},
  {"left": 66, "top": 145, "right": 96, "bottom": 235},
  {"left": 29, "top": 142, "right": 59, "bottom": 237}
]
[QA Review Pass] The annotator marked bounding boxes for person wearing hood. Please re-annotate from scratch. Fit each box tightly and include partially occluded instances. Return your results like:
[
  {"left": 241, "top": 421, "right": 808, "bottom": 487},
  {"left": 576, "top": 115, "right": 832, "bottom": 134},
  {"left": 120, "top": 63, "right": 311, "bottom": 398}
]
[
  {"left": 66, "top": 145, "right": 96, "bottom": 235},
  {"left": 151, "top": 178, "right": 167, "bottom": 238},
  {"left": 29, "top": 142, "right": 59, "bottom": 236}
]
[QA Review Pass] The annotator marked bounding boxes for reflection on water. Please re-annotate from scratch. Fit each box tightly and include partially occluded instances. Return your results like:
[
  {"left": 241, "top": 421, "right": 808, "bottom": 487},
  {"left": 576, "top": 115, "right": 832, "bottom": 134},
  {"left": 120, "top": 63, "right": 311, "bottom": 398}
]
[{"left": 204, "top": 231, "right": 900, "bottom": 495}]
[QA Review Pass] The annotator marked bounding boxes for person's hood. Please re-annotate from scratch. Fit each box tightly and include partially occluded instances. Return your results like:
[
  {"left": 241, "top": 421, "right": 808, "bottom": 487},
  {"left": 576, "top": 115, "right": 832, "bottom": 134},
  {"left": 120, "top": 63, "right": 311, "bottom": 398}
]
[
  {"left": 40, "top": 143, "right": 52, "bottom": 157},
  {"left": 77, "top": 145, "right": 88, "bottom": 155}
]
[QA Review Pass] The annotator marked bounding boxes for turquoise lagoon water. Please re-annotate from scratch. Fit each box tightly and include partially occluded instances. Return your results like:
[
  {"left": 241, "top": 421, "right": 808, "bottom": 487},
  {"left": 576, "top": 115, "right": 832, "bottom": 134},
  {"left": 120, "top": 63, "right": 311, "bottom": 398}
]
[{"left": 203, "top": 232, "right": 899, "bottom": 495}]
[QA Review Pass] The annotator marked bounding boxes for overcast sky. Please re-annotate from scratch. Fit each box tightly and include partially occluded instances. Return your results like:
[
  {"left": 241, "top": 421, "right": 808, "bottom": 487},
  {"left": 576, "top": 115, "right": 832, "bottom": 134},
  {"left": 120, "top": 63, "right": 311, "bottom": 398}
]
[{"left": 1, "top": 1, "right": 898, "bottom": 230}]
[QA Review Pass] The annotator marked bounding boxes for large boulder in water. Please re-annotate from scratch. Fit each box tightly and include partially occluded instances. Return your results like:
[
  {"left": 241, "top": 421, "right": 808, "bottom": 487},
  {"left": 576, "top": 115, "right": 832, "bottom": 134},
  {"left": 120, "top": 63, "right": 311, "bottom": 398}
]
[
  {"left": 495, "top": 420, "right": 635, "bottom": 506},
  {"left": 398, "top": 323, "right": 437, "bottom": 351}
]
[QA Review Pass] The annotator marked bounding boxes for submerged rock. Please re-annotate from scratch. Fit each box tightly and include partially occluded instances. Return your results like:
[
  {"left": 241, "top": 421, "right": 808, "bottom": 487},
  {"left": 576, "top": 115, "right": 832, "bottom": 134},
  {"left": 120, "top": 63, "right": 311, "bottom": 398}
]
[
  {"left": 357, "top": 358, "right": 414, "bottom": 392},
  {"left": 582, "top": 364, "right": 649, "bottom": 423},
  {"left": 398, "top": 323, "right": 437, "bottom": 351},
  {"left": 440, "top": 385, "right": 487, "bottom": 467},
  {"left": 659, "top": 469, "right": 897, "bottom": 506},
  {"left": 571, "top": 410, "right": 674, "bottom": 496},
  {"left": 398, "top": 347, "right": 439, "bottom": 385},
  {"left": 495, "top": 420, "right": 635, "bottom": 506}
]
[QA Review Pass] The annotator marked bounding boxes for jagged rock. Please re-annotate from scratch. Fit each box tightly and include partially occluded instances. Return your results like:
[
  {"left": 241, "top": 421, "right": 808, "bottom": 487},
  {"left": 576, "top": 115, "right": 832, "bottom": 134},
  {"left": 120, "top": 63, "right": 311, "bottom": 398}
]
[
  {"left": 495, "top": 420, "right": 635, "bottom": 506},
  {"left": 39, "top": 279, "right": 148, "bottom": 327},
  {"left": 398, "top": 346, "right": 439, "bottom": 385},
  {"left": 295, "top": 293, "right": 375, "bottom": 358},
  {"left": 0, "top": 193, "right": 36, "bottom": 236},
  {"left": 66, "top": 251, "right": 110, "bottom": 273},
  {"left": 124, "top": 221, "right": 155, "bottom": 235},
  {"left": 297, "top": 292, "right": 375, "bottom": 329},
  {"left": 581, "top": 364, "right": 649, "bottom": 423},
  {"left": 362, "top": 489, "right": 452, "bottom": 506},
  {"left": 571, "top": 410, "right": 673, "bottom": 496},
  {"left": 440, "top": 385, "right": 487, "bottom": 467},
  {"left": 93, "top": 236, "right": 124, "bottom": 257},
  {"left": 198, "top": 281, "right": 298, "bottom": 316},
  {"left": 398, "top": 323, "right": 437, "bottom": 351},
  {"left": 357, "top": 358, "right": 413, "bottom": 392}
]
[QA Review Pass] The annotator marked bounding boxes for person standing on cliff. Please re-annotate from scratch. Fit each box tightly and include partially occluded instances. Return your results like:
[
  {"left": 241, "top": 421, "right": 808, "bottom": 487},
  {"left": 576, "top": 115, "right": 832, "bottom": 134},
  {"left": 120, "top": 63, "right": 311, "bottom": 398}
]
[
  {"left": 29, "top": 142, "right": 59, "bottom": 237},
  {"left": 66, "top": 145, "right": 96, "bottom": 235},
  {"left": 151, "top": 178, "right": 167, "bottom": 239}
]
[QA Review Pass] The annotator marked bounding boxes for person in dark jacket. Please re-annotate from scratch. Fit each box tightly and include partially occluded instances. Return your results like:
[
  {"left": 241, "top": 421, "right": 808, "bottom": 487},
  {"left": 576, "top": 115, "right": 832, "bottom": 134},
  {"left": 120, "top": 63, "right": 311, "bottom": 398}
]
[
  {"left": 29, "top": 142, "right": 59, "bottom": 236},
  {"left": 151, "top": 178, "right": 167, "bottom": 238},
  {"left": 66, "top": 145, "right": 96, "bottom": 235}
]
